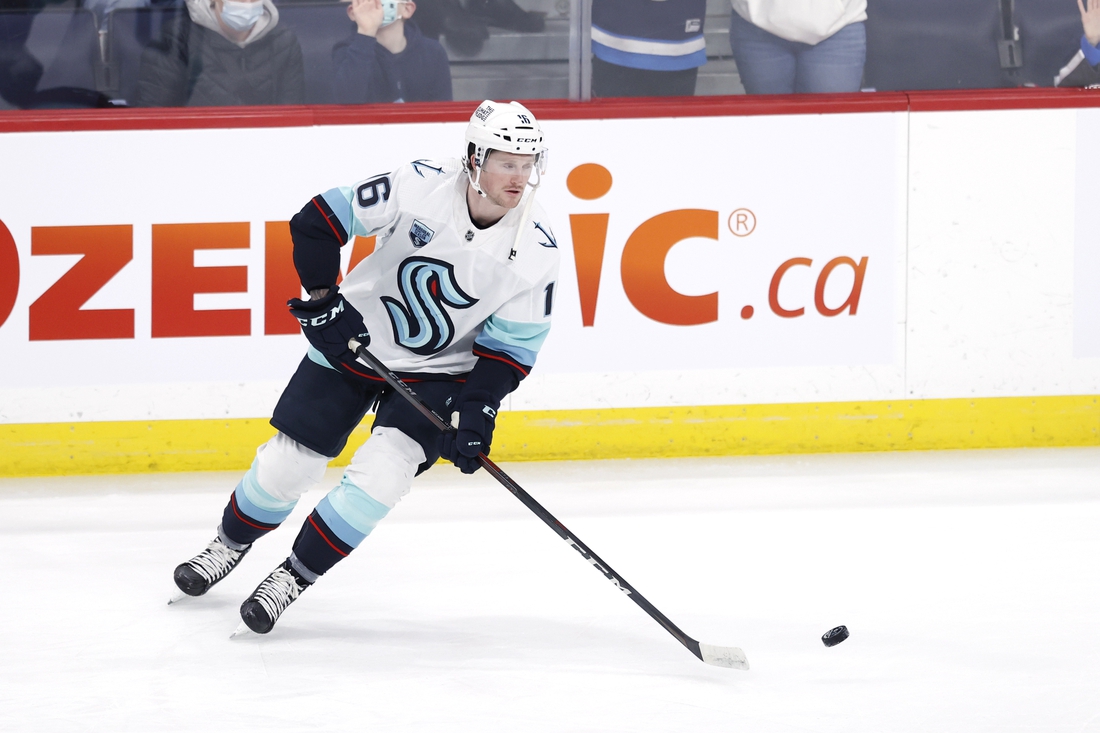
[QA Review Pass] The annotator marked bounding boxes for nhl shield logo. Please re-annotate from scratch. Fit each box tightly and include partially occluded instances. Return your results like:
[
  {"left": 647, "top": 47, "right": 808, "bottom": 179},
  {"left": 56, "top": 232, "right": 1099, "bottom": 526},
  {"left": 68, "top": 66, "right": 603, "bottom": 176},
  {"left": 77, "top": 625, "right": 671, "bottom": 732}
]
[{"left": 409, "top": 219, "right": 435, "bottom": 248}]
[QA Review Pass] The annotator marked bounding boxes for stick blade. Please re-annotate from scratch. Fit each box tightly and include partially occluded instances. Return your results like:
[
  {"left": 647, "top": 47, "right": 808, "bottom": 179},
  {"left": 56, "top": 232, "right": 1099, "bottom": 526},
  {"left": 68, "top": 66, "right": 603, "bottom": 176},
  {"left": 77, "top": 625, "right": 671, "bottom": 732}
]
[{"left": 699, "top": 643, "right": 749, "bottom": 670}]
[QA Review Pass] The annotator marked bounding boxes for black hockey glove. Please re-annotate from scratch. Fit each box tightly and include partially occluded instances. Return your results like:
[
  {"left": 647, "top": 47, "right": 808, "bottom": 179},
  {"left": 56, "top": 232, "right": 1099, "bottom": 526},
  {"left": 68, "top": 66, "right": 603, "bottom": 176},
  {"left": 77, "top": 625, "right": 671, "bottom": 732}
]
[
  {"left": 441, "top": 399, "right": 497, "bottom": 474},
  {"left": 287, "top": 287, "right": 369, "bottom": 362}
]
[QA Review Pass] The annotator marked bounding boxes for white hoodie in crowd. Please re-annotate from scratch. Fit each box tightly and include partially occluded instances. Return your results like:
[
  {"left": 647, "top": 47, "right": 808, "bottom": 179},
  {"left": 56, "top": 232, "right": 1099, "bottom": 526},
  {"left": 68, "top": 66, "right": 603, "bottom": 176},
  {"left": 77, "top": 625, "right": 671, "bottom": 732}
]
[
  {"left": 730, "top": 0, "right": 867, "bottom": 45},
  {"left": 185, "top": 0, "right": 280, "bottom": 47}
]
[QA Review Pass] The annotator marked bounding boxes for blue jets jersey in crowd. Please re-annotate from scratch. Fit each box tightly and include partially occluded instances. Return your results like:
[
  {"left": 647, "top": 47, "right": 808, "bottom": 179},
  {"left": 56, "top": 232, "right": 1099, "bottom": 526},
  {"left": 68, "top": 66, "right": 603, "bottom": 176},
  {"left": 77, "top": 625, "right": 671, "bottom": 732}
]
[
  {"left": 289, "top": 157, "right": 559, "bottom": 382},
  {"left": 591, "top": 0, "right": 707, "bottom": 72}
]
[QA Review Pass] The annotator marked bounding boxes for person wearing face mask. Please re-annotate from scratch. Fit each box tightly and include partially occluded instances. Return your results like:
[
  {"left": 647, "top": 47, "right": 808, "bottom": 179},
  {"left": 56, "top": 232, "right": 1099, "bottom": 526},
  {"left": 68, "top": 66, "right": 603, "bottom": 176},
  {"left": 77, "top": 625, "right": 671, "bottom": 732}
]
[
  {"left": 333, "top": 0, "right": 452, "bottom": 104},
  {"left": 134, "top": 0, "right": 305, "bottom": 107}
]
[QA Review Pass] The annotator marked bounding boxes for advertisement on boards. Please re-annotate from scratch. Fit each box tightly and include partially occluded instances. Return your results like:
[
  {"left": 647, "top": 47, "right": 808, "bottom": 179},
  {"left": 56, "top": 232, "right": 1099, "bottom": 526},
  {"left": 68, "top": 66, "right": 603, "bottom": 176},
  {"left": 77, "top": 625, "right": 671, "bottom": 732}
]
[{"left": 0, "top": 112, "right": 905, "bottom": 422}]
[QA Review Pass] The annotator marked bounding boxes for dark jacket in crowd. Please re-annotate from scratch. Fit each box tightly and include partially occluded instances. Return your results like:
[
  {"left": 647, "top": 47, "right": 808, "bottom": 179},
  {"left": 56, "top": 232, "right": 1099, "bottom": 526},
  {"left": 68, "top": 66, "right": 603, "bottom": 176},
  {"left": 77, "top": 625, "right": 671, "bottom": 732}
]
[
  {"left": 135, "top": 11, "right": 305, "bottom": 107},
  {"left": 1055, "top": 36, "right": 1100, "bottom": 87},
  {"left": 332, "top": 21, "right": 452, "bottom": 104}
]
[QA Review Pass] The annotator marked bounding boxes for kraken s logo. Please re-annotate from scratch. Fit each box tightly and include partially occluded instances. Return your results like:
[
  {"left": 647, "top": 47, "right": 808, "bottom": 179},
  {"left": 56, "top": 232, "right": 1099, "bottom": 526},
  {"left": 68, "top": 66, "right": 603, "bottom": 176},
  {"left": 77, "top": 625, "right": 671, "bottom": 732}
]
[{"left": 381, "top": 257, "right": 478, "bottom": 355}]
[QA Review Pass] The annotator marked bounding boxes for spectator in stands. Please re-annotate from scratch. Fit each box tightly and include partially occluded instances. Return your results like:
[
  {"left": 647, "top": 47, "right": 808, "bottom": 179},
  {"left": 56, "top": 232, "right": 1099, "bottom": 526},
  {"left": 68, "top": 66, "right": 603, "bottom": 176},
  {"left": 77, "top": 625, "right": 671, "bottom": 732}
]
[
  {"left": 1055, "top": 0, "right": 1100, "bottom": 86},
  {"left": 412, "top": 0, "right": 488, "bottom": 57},
  {"left": 414, "top": 0, "right": 542, "bottom": 58},
  {"left": 590, "top": 0, "right": 707, "bottom": 98},
  {"left": 135, "top": 0, "right": 305, "bottom": 107},
  {"left": 728, "top": 0, "right": 866, "bottom": 94},
  {"left": 333, "top": 0, "right": 452, "bottom": 103}
]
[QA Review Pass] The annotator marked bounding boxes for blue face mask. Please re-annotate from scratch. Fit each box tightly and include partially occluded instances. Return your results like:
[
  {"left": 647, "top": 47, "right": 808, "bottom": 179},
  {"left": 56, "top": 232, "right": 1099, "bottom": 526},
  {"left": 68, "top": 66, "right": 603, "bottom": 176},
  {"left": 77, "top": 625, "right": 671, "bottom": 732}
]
[
  {"left": 220, "top": 0, "right": 264, "bottom": 31},
  {"left": 380, "top": 0, "right": 404, "bottom": 27}
]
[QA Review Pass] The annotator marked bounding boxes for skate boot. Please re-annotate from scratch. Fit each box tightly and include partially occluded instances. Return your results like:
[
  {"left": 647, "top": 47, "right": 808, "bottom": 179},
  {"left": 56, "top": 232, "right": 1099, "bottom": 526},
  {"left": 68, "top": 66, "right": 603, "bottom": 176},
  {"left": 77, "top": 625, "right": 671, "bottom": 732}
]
[
  {"left": 173, "top": 537, "right": 251, "bottom": 597},
  {"left": 239, "top": 559, "right": 311, "bottom": 634}
]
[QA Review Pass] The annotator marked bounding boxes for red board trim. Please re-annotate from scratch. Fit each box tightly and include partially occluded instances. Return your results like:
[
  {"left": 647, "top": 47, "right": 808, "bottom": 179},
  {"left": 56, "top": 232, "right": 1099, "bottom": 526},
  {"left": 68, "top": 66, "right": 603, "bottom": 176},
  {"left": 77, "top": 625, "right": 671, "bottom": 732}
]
[
  {"left": 1, "top": 88, "right": 1099, "bottom": 133},
  {"left": 907, "top": 87, "right": 1100, "bottom": 112}
]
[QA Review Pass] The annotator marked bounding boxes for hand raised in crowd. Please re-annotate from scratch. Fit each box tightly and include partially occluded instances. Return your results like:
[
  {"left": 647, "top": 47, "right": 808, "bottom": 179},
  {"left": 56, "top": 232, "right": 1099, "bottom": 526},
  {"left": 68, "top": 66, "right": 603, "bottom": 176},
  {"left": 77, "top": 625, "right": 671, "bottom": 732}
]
[
  {"left": 347, "top": 0, "right": 385, "bottom": 37},
  {"left": 1079, "top": 0, "right": 1100, "bottom": 47}
]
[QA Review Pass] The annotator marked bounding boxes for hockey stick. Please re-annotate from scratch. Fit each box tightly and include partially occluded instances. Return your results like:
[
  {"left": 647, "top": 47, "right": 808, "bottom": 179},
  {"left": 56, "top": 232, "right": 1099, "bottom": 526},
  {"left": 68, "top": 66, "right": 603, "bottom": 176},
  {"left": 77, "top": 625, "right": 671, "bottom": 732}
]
[{"left": 348, "top": 339, "right": 748, "bottom": 670}]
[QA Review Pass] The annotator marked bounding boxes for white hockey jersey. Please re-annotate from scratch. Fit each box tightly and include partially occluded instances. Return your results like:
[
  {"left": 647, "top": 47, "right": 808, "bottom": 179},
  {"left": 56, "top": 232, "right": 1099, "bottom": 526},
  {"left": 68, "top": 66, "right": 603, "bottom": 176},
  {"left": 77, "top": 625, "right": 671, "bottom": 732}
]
[{"left": 313, "top": 157, "right": 559, "bottom": 377}]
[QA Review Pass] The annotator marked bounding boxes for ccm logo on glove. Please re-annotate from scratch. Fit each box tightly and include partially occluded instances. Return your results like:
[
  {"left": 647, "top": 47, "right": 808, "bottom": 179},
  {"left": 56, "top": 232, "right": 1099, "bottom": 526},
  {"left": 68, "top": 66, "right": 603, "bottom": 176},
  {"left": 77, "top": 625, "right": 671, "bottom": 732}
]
[
  {"left": 296, "top": 299, "right": 345, "bottom": 328},
  {"left": 287, "top": 287, "right": 370, "bottom": 361}
]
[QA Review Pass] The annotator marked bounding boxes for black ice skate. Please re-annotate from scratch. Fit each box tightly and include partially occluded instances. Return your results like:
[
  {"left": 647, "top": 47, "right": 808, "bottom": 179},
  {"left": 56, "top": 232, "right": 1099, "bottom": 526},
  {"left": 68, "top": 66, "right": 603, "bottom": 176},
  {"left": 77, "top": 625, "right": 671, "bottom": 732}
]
[
  {"left": 236, "top": 560, "right": 311, "bottom": 635},
  {"left": 171, "top": 537, "right": 251, "bottom": 601}
]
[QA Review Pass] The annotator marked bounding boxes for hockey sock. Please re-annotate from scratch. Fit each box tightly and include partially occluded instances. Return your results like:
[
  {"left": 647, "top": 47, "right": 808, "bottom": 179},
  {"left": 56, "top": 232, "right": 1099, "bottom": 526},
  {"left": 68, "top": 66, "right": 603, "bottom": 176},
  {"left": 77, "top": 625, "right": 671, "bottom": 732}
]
[
  {"left": 289, "top": 509, "right": 352, "bottom": 577},
  {"left": 220, "top": 469, "right": 300, "bottom": 547},
  {"left": 289, "top": 486, "right": 391, "bottom": 577}
]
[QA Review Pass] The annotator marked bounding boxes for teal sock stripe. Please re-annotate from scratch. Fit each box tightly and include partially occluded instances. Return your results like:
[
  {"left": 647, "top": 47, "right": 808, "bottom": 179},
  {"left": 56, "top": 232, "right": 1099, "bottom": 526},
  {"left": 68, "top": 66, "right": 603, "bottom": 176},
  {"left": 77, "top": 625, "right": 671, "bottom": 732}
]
[
  {"left": 233, "top": 459, "right": 298, "bottom": 525},
  {"left": 314, "top": 476, "right": 392, "bottom": 549}
]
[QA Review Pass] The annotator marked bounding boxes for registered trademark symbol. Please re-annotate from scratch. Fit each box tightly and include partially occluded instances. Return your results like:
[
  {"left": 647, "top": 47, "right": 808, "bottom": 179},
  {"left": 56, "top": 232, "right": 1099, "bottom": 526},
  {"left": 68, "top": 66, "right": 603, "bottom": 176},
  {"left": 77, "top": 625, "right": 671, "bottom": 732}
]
[{"left": 728, "top": 208, "right": 756, "bottom": 237}]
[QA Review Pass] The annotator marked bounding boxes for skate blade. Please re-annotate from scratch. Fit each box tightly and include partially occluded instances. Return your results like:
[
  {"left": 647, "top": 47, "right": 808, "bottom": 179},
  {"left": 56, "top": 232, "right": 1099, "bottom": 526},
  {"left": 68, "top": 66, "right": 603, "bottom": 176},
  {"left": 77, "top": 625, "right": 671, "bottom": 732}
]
[
  {"left": 229, "top": 621, "right": 253, "bottom": 639},
  {"left": 167, "top": 589, "right": 190, "bottom": 605}
]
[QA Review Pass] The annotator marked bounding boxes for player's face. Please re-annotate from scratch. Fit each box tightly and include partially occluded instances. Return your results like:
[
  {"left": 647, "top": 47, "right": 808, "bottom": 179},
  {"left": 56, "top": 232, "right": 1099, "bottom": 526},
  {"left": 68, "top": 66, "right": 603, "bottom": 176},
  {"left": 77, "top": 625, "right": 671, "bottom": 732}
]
[{"left": 478, "top": 152, "right": 536, "bottom": 209}]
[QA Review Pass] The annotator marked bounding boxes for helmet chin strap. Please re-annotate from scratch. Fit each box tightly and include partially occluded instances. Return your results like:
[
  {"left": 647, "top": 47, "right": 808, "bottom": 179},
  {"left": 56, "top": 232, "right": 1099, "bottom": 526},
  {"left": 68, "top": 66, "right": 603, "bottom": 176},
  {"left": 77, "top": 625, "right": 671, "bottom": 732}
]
[{"left": 464, "top": 149, "right": 488, "bottom": 197}]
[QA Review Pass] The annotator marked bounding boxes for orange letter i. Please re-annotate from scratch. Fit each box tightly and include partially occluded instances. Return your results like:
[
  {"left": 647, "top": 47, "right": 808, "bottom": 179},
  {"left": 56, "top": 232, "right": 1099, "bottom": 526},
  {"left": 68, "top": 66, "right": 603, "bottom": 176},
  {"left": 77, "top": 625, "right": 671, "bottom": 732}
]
[{"left": 566, "top": 164, "right": 613, "bottom": 328}]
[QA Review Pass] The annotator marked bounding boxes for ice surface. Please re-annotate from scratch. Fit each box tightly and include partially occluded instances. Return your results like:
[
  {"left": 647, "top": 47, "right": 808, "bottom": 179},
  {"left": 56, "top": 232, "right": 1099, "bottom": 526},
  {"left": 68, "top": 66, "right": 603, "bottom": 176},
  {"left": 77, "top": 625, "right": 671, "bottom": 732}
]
[{"left": 0, "top": 448, "right": 1098, "bottom": 733}]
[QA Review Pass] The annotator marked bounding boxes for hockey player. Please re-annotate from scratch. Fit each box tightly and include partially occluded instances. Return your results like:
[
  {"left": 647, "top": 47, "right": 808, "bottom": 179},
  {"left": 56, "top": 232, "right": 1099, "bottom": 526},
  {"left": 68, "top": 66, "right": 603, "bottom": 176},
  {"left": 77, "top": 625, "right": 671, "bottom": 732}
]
[{"left": 171, "top": 100, "right": 558, "bottom": 635}]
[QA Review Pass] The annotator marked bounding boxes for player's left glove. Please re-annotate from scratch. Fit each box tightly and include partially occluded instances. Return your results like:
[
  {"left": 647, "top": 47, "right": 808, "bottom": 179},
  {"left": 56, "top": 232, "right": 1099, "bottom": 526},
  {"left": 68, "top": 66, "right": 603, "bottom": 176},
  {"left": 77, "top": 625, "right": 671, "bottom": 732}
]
[
  {"left": 440, "top": 398, "right": 496, "bottom": 474},
  {"left": 287, "top": 287, "right": 369, "bottom": 363}
]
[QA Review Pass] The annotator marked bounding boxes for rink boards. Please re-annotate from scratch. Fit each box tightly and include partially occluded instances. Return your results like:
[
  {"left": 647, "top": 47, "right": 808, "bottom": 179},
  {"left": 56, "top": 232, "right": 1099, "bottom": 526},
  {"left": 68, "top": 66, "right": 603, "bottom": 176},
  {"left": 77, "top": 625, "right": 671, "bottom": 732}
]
[{"left": 0, "top": 94, "right": 1098, "bottom": 474}]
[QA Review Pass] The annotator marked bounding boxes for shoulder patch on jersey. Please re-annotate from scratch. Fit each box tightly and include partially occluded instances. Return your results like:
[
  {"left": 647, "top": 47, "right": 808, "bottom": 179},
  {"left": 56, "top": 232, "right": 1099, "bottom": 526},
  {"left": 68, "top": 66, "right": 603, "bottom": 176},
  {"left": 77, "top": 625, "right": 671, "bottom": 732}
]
[
  {"left": 411, "top": 159, "right": 446, "bottom": 178},
  {"left": 533, "top": 221, "right": 557, "bottom": 248},
  {"left": 409, "top": 219, "right": 436, "bottom": 248}
]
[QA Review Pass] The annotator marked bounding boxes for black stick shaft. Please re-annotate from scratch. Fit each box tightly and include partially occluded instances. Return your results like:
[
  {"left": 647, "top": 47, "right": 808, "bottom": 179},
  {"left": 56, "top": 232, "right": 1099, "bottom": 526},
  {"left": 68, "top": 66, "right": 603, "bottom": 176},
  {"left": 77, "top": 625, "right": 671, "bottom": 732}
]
[{"left": 348, "top": 340, "right": 704, "bottom": 662}]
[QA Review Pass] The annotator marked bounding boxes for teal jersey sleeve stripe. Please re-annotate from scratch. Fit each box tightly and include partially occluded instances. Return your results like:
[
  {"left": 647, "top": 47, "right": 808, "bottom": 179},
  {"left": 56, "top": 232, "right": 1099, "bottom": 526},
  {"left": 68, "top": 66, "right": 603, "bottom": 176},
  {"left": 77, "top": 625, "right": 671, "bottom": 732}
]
[
  {"left": 320, "top": 187, "right": 358, "bottom": 239},
  {"left": 475, "top": 315, "right": 551, "bottom": 368}
]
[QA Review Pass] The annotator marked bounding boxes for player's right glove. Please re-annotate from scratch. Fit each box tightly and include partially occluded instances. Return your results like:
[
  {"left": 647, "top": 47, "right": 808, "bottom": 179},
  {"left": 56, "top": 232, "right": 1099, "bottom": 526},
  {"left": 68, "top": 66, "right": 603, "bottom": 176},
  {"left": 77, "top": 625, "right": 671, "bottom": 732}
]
[
  {"left": 287, "top": 287, "right": 369, "bottom": 362},
  {"left": 440, "top": 398, "right": 497, "bottom": 474}
]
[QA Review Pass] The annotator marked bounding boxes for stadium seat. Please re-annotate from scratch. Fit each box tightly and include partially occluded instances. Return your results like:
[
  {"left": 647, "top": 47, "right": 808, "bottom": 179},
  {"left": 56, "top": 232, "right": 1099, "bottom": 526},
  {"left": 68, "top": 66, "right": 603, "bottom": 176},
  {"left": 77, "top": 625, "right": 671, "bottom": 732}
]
[
  {"left": 0, "top": 7, "right": 102, "bottom": 105},
  {"left": 107, "top": 6, "right": 186, "bottom": 106},
  {"left": 274, "top": 2, "right": 357, "bottom": 104},
  {"left": 864, "top": 0, "right": 1009, "bottom": 91},
  {"left": 1014, "top": 0, "right": 1083, "bottom": 86},
  {"left": 29, "top": 8, "right": 100, "bottom": 92}
]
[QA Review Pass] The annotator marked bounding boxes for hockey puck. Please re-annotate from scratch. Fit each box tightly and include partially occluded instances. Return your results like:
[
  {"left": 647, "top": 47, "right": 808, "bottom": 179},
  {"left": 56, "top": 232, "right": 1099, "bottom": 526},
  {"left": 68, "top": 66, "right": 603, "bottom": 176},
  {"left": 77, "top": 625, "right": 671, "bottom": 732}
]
[{"left": 821, "top": 625, "right": 849, "bottom": 647}]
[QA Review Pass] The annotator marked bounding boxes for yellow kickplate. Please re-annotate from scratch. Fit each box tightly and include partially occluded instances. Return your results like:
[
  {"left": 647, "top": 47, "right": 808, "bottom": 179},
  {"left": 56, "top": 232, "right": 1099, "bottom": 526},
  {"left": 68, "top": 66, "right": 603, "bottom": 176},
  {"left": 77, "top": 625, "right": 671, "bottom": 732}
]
[{"left": 1, "top": 395, "right": 1096, "bottom": 477}]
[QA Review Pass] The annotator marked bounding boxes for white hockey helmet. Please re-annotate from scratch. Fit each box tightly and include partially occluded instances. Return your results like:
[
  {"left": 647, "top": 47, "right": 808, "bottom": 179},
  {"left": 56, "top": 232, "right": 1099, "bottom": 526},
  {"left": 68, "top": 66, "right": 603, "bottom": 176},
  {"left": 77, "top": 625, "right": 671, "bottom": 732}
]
[{"left": 464, "top": 100, "right": 547, "bottom": 195}]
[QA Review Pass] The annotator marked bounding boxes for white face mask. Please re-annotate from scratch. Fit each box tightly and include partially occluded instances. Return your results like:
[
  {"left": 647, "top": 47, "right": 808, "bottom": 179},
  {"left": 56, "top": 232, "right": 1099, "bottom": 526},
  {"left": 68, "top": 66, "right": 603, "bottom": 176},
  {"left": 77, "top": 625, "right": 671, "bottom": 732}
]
[
  {"left": 220, "top": 0, "right": 264, "bottom": 31},
  {"left": 380, "top": 0, "right": 406, "bottom": 27}
]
